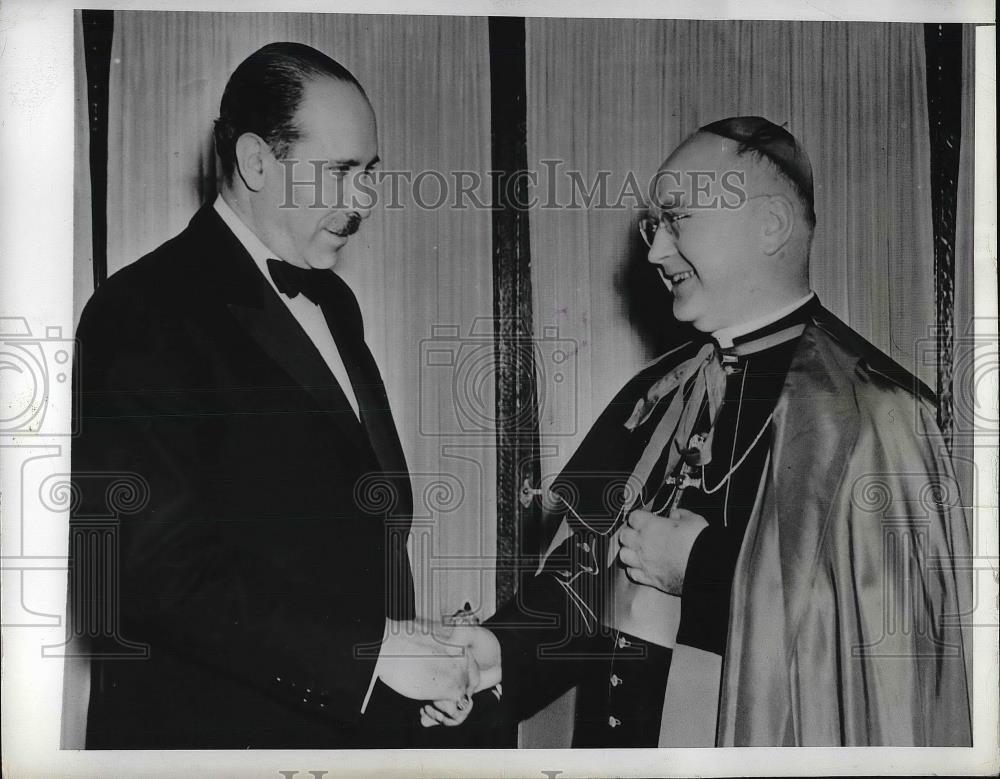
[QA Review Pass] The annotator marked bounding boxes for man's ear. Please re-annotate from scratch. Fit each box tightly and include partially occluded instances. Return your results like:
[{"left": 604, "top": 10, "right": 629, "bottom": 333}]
[
  {"left": 233, "top": 133, "right": 270, "bottom": 192},
  {"left": 760, "top": 194, "right": 795, "bottom": 256}
]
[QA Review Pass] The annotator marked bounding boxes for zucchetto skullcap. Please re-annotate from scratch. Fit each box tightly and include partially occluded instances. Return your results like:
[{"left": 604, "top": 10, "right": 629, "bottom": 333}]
[{"left": 699, "top": 116, "right": 814, "bottom": 215}]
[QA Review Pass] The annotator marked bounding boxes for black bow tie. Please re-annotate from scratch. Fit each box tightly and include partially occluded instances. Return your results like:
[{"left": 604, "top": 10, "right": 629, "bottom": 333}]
[{"left": 266, "top": 258, "right": 334, "bottom": 306}]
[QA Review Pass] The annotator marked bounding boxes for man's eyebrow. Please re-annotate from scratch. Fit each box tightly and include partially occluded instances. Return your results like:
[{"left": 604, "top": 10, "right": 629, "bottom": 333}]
[{"left": 328, "top": 155, "right": 381, "bottom": 168}]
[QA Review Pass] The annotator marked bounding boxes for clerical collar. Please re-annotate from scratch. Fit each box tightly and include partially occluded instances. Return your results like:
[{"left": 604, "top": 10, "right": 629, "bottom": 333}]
[{"left": 712, "top": 292, "right": 817, "bottom": 350}]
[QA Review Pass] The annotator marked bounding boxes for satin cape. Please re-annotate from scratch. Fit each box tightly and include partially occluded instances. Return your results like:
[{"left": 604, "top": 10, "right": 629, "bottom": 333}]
[
  {"left": 716, "top": 311, "right": 972, "bottom": 745},
  {"left": 538, "top": 307, "right": 972, "bottom": 746}
]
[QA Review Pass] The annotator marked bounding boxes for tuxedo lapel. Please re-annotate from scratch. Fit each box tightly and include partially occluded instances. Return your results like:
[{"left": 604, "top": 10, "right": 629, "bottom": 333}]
[
  {"left": 187, "top": 206, "right": 374, "bottom": 459},
  {"left": 226, "top": 296, "right": 373, "bottom": 458},
  {"left": 316, "top": 281, "right": 411, "bottom": 498}
]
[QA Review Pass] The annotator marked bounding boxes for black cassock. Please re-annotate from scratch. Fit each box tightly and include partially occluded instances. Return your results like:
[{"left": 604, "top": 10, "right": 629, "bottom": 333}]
[{"left": 487, "top": 299, "right": 819, "bottom": 747}]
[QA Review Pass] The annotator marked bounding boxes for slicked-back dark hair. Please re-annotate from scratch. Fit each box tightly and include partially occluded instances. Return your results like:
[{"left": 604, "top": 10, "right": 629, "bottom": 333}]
[
  {"left": 213, "top": 42, "right": 365, "bottom": 183},
  {"left": 699, "top": 116, "right": 816, "bottom": 230}
]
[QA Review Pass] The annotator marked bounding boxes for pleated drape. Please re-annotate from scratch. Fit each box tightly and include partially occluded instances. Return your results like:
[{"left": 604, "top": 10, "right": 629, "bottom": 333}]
[
  {"left": 526, "top": 19, "right": 937, "bottom": 474},
  {"left": 73, "top": 12, "right": 93, "bottom": 332},
  {"left": 102, "top": 11, "right": 496, "bottom": 621},
  {"left": 952, "top": 27, "right": 977, "bottom": 507},
  {"left": 65, "top": 13, "right": 94, "bottom": 748},
  {"left": 82, "top": 9, "right": 957, "bottom": 662}
]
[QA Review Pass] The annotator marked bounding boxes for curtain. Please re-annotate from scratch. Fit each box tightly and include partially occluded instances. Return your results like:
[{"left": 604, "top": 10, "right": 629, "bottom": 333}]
[
  {"left": 73, "top": 12, "right": 93, "bottom": 331},
  {"left": 526, "top": 20, "right": 937, "bottom": 476},
  {"left": 952, "top": 25, "right": 976, "bottom": 509},
  {"left": 102, "top": 11, "right": 496, "bottom": 622},
  {"left": 64, "top": 14, "right": 94, "bottom": 747}
]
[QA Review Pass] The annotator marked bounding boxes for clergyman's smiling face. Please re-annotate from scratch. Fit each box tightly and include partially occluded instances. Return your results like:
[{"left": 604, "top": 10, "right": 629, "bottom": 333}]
[{"left": 646, "top": 133, "right": 773, "bottom": 333}]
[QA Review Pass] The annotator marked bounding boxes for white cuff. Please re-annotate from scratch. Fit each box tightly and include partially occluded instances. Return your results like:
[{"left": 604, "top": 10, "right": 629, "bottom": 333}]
[{"left": 361, "top": 619, "right": 391, "bottom": 714}]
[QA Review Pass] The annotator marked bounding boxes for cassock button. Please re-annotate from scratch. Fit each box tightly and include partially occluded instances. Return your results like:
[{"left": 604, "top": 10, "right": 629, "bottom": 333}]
[
  {"left": 610, "top": 674, "right": 622, "bottom": 687},
  {"left": 608, "top": 716, "right": 622, "bottom": 728}
]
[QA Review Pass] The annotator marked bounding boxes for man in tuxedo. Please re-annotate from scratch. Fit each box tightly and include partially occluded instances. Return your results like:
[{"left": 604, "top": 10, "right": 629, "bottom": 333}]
[
  {"left": 71, "top": 42, "right": 498, "bottom": 749},
  {"left": 428, "top": 117, "right": 971, "bottom": 746}
]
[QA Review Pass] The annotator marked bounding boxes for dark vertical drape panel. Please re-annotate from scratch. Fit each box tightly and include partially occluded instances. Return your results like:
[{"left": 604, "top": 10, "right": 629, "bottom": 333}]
[
  {"left": 489, "top": 17, "right": 541, "bottom": 605},
  {"left": 81, "top": 10, "right": 114, "bottom": 290},
  {"left": 924, "top": 22, "right": 964, "bottom": 450}
]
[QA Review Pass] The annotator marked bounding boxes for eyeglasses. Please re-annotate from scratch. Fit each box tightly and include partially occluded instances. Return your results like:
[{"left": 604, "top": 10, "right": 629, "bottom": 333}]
[
  {"left": 639, "top": 195, "right": 774, "bottom": 247},
  {"left": 638, "top": 211, "right": 691, "bottom": 247}
]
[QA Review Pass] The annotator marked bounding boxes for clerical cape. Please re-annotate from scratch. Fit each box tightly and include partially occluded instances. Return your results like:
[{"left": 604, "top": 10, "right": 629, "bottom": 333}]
[{"left": 493, "top": 305, "right": 971, "bottom": 746}]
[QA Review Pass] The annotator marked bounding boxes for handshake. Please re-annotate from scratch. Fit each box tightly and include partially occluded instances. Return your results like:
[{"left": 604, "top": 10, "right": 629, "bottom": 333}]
[{"left": 375, "top": 616, "right": 502, "bottom": 728}]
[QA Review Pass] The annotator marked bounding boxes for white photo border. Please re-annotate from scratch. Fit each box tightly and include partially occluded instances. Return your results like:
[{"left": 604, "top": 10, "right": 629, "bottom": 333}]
[{"left": 0, "top": 2, "right": 995, "bottom": 777}]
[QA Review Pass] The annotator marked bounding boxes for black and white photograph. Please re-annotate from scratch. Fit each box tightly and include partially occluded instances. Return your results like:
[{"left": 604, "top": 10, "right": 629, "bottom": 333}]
[{"left": 0, "top": 1, "right": 996, "bottom": 777}]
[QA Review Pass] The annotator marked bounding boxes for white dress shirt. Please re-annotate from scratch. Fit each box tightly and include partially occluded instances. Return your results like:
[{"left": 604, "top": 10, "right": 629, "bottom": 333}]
[{"left": 213, "top": 195, "right": 361, "bottom": 419}]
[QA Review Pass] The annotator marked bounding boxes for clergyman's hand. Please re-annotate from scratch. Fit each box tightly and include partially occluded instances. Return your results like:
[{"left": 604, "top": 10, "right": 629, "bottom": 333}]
[
  {"left": 376, "top": 619, "right": 478, "bottom": 702},
  {"left": 419, "top": 695, "right": 475, "bottom": 728},
  {"left": 618, "top": 508, "right": 708, "bottom": 594}
]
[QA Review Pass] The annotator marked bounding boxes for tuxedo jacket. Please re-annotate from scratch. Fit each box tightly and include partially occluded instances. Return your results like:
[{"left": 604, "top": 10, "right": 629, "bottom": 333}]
[{"left": 71, "top": 205, "right": 416, "bottom": 748}]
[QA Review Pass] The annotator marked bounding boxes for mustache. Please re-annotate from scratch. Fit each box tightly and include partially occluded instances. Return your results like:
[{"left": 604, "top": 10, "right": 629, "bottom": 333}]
[{"left": 330, "top": 212, "right": 362, "bottom": 237}]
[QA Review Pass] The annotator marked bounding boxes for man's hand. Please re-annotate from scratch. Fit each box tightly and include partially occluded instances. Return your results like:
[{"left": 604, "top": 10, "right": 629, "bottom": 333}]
[
  {"left": 449, "top": 623, "right": 502, "bottom": 692},
  {"left": 618, "top": 508, "right": 708, "bottom": 594},
  {"left": 376, "top": 619, "right": 502, "bottom": 703},
  {"left": 415, "top": 622, "right": 502, "bottom": 729},
  {"left": 376, "top": 619, "right": 477, "bottom": 702}
]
